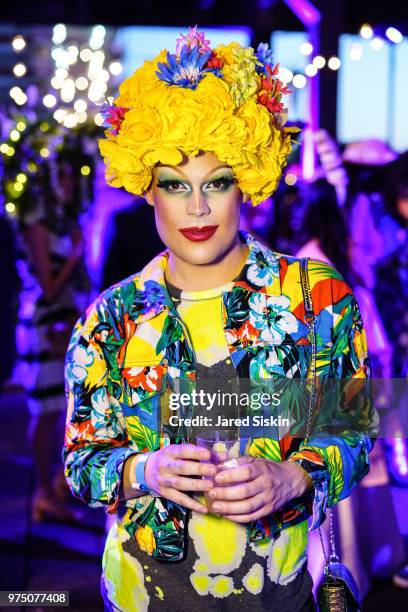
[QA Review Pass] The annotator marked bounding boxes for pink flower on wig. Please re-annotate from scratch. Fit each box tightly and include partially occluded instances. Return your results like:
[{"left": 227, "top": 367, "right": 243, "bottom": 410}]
[{"left": 176, "top": 26, "right": 211, "bottom": 56}]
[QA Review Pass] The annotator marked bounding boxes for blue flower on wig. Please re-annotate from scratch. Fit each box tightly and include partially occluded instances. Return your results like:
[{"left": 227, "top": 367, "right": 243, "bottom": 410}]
[
  {"left": 255, "top": 42, "right": 274, "bottom": 75},
  {"left": 156, "top": 44, "right": 221, "bottom": 89}
]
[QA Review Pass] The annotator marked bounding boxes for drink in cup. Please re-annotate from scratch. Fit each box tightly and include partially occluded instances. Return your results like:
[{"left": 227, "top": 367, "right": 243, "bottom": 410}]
[{"left": 196, "top": 430, "right": 249, "bottom": 512}]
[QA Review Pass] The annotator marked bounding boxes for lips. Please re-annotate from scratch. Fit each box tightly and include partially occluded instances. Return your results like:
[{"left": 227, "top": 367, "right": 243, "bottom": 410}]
[{"left": 178, "top": 225, "right": 219, "bottom": 242}]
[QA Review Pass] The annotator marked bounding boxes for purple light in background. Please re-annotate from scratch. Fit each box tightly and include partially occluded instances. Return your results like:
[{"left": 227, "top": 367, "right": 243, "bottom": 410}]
[{"left": 283, "top": 0, "right": 320, "bottom": 27}]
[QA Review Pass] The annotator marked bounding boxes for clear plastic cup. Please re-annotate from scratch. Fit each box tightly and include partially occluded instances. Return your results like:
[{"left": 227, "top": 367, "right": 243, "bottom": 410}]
[{"left": 196, "top": 430, "right": 249, "bottom": 512}]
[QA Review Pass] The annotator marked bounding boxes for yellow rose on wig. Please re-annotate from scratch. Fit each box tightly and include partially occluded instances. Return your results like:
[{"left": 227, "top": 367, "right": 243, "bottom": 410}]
[{"left": 99, "top": 43, "right": 294, "bottom": 205}]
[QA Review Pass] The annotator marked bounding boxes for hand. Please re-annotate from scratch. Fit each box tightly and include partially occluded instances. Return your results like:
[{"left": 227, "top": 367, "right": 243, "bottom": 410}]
[
  {"left": 144, "top": 444, "right": 220, "bottom": 514},
  {"left": 206, "top": 457, "right": 313, "bottom": 523}
]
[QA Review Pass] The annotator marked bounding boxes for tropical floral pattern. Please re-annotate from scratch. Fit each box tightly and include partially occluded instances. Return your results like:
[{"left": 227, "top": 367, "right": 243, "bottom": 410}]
[
  {"left": 63, "top": 233, "right": 376, "bottom": 572},
  {"left": 248, "top": 294, "right": 298, "bottom": 343}
]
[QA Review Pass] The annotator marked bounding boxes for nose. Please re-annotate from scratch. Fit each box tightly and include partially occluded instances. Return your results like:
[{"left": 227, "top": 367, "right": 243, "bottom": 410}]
[{"left": 186, "top": 190, "right": 211, "bottom": 217}]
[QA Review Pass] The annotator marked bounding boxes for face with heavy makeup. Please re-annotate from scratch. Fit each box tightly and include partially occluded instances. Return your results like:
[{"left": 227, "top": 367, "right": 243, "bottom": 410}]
[{"left": 144, "top": 152, "right": 248, "bottom": 268}]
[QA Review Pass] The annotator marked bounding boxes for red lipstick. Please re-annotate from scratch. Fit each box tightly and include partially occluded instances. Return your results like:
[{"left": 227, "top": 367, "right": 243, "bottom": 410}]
[{"left": 179, "top": 225, "right": 218, "bottom": 242}]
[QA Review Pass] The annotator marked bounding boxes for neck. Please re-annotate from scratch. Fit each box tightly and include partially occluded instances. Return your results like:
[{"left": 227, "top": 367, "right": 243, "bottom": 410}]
[{"left": 165, "top": 236, "right": 249, "bottom": 291}]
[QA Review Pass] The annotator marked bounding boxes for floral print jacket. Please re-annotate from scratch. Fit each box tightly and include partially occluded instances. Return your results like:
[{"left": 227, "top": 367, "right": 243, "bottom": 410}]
[{"left": 63, "top": 233, "right": 375, "bottom": 562}]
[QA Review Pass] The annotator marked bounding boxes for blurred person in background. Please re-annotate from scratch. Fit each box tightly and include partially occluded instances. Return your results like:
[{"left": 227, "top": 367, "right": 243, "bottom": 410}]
[
  {"left": 15, "top": 136, "right": 93, "bottom": 522},
  {"left": 0, "top": 213, "right": 19, "bottom": 390},
  {"left": 291, "top": 177, "right": 405, "bottom": 595}
]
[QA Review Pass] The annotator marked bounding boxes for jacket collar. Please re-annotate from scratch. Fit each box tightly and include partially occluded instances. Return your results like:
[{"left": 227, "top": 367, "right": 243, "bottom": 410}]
[{"left": 133, "top": 232, "right": 282, "bottom": 324}]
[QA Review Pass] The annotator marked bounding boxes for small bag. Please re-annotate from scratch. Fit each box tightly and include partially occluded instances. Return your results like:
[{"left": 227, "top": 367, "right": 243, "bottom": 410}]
[
  {"left": 300, "top": 258, "right": 363, "bottom": 612},
  {"left": 317, "top": 511, "right": 363, "bottom": 612}
]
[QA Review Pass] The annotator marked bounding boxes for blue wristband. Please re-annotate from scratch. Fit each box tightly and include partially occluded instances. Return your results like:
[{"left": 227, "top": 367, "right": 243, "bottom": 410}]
[{"left": 132, "top": 452, "right": 160, "bottom": 496}]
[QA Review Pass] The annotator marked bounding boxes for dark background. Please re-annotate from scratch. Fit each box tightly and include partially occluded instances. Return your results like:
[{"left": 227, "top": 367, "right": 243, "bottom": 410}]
[{"left": 0, "top": 0, "right": 406, "bottom": 33}]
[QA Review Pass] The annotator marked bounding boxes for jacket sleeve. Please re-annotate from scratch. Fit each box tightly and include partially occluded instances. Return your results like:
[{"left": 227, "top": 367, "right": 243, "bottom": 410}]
[
  {"left": 288, "top": 272, "right": 378, "bottom": 530},
  {"left": 62, "top": 294, "right": 140, "bottom": 513}
]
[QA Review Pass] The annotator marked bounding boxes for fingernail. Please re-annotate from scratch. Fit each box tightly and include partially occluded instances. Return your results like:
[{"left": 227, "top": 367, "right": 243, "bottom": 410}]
[
  {"left": 208, "top": 490, "right": 216, "bottom": 499},
  {"left": 212, "top": 503, "right": 221, "bottom": 512},
  {"left": 216, "top": 474, "right": 224, "bottom": 483}
]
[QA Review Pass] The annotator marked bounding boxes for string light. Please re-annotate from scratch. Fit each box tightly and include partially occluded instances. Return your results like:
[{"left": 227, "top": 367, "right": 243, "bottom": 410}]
[
  {"left": 305, "top": 64, "right": 318, "bottom": 77},
  {"left": 63, "top": 114, "right": 78, "bottom": 129},
  {"left": 285, "top": 173, "right": 297, "bottom": 186},
  {"left": 74, "top": 99, "right": 87, "bottom": 112},
  {"left": 94, "top": 113, "right": 104, "bottom": 126},
  {"left": 53, "top": 108, "right": 67, "bottom": 122},
  {"left": 277, "top": 67, "right": 293, "bottom": 83},
  {"left": 312, "top": 55, "right": 326, "bottom": 69},
  {"left": 349, "top": 43, "right": 363, "bottom": 61},
  {"left": 40, "top": 147, "right": 50, "bottom": 158},
  {"left": 299, "top": 42, "right": 313, "bottom": 56},
  {"left": 292, "top": 74, "right": 307, "bottom": 89},
  {"left": 10, "top": 86, "right": 23, "bottom": 99},
  {"left": 89, "top": 25, "right": 106, "bottom": 50},
  {"left": 16, "top": 121, "right": 26, "bottom": 131},
  {"left": 75, "top": 111, "right": 88, "bottom": 123},
  {"left": 80, "top": 48, "right": 92, "bottom": 62},
  {"left": 60, "top": 79, "right": 75, "bottom": 103},
  {"left": 370, "top": 37, "right": 384, "bottom": 51},
  {"left": 13, "top": 63, "right": 27, "bottom": 77},
  {"left": 360, "top": 24, "right": 373, "bottom": 40},
  {"left": 12, "top": 35, "right": 26, "bottom": 51},
  {"left": 75, "top": 77, "right": 89, "bottom": 91},
  {"left": 109, "top": 61, "right": 123, "bottom": 76},
  {"left": 55, "top": 67, "right": 68, "bottom": 80},
  {"left": 0, "top": 144, "right": 9, "bottom": 154},
  {"left": 81, "top": 165, "right": 91, "bottom": 176},
  {"left": 10, "top": 130, "right": 20, "bottom": 142},
  {"left": 67, "top": 45, "right": 79, "bottom": 65},
  {"left": 16, "top": 173, "right": 27, "bottom": 183},
  {"left": 328, "top": 56, "right": 341, "bottom": 71},
  {"left": 5, "top": 203, "right": 16, "bottom": 214},
  {"left": 14, "top": 92, "right": 28, "bottom": 106},
  {"left": 6, "top": 147, "right": 15, "bottom": 157},
  {"left": 52, "top": 24, "right": 67, "bottom": 45},
  {"left": 385, "top": 27, "right": 403, "bottom": 44},
  {"left": 43, "top": 94, "right": 57, "bottom": 108}
]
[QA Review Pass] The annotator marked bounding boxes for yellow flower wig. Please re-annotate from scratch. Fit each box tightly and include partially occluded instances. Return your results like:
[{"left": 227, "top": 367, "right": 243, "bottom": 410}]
[{"left": 99, "top": 28, "right": 296, "bottom": 205}]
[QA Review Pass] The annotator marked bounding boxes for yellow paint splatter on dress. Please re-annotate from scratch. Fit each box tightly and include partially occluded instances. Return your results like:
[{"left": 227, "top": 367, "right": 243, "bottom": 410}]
[
  {"left": 102, "top": 521, "right": 149, "bottom": 612},
  {"left": 242, "top": 563, "right": 264, "bottom": 595},
  {"left": 209, "top": 575, "right": 234, "bottom": 598},
  {"left": 190, "top": 573, "right": 211, "bottom": 596},
  {"left": 154, "top": 586, "right": 164, "bottom": 600},
  {"left": 233, "top": 587, "right": 245, "bottom": 595},
  {"left": 267, "top": 522, "right": 308, "bottom": 585},
  {"left": 189, "top": 510, "right": 246, "bottom": 573},
  {"left": 193, "top": 561, "right": 209, "bottom": 573},
  {"left": 250, "top": 537, "right": 272, "bottom": 558}
]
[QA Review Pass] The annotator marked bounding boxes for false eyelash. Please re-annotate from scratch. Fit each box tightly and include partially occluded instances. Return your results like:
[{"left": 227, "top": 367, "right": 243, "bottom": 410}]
[
  {"left": 207, "top": 176, "right": 235, "bottom": 186},
  {"left": 157, "top": 179, "right": 184, "bottom": 189}
]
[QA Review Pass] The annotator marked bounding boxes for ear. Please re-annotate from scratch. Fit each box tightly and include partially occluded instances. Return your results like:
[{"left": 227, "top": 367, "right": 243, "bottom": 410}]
[{"left": 144, "top": 189, "right": 154, "bottom": 207}]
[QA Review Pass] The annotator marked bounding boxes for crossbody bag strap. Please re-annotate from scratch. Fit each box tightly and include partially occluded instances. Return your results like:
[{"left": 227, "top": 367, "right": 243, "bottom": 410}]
[
  {"left": 299, "top": 257, "right": 317, "bottom": 443},
  {"left": 299, "top": 258, "right": 338, "bottom": 569}
]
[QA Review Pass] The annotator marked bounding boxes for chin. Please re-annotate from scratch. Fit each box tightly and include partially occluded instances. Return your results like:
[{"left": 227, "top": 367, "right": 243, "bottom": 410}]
[
  {"left": 172, "top": 243, "right": 224, "bottom": 266},
  {"left": 167, "top": 233, "right": 237, "bottom": 265}
]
